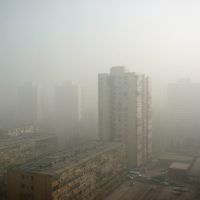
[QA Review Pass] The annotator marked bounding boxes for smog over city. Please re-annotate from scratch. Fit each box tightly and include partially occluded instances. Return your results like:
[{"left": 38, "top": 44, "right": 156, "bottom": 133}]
[{"left": 1, "top": 0, "right": 200, "bottom": 200}]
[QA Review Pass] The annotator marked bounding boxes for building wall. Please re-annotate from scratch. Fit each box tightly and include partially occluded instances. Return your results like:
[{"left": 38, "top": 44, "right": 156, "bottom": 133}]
[
  {"left": 98, "top": 74, "right": 111, "bottom": 141},
  {"left": 8, "top": 171, "right": 52, "bottom": 200},
  {"left": 0, "top": 136, "right": 56, "bottom": 177},
  {"left": 53, "top": 145, "right": 126, "bottom": 200},
  {"left": 146, "top": 77, "right": 153, "bottom": 159},
  {"left": 0, "top": 135, "right": 57, "bottom": 200},
  {"left": 125, "top": 72, "right": 138, "bottom": 168},
  {"left": 168, "top": 168, "right": 188, "bottom": 181}
]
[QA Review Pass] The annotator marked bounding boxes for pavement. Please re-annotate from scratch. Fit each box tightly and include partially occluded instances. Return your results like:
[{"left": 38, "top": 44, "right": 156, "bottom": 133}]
[{"left": 105, "top": 180, "right": 198, "bottom": 200}]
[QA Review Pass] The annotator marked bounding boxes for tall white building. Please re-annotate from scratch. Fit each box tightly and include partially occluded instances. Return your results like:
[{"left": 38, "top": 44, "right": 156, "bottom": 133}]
[
  {"left": 98, "top": 66, "right": 152, "bottom": 168},
  {"left": 17, "top": 82, "right": 48, "bottom": 132},
  {"left": 55, "top": 81, "right": 80, "bottom": 144}
]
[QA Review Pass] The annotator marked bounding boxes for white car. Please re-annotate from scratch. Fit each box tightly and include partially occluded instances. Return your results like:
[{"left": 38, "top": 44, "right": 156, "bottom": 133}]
[{"left": 129, "top": 171, "right": 142, "bottom": 177}]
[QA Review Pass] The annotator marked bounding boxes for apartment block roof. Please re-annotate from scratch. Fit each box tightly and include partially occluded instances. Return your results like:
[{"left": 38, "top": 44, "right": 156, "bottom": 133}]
[
  {"left": 169, "top": 162, "right": 191, "bottom": 171},
  {"left": 13, "top": 141, "right": 123, "bottom": 176},
  {"left": 159, "top": 153, "right": 193, "bottom": 164}
]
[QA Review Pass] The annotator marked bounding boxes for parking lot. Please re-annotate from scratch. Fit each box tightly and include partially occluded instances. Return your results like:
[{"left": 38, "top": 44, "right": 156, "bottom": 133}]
[
  {"left": 105, "top": 180, "right": 199, "bottom": 200},
  {"left": 105, "top": 166, "right": 200, "bottom": 200}
]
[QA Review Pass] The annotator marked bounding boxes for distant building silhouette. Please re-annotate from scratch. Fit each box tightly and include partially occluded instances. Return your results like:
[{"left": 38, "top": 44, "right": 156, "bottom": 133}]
[
  {"left": 54, "top": 81, "right": 80, "bottom": 144},
  {"left": 79, "top": 86, "right": 98, "bottom": 140},
  {"left": 17, "top": 82, "right": 38, "bottom": 127},
  {"left": 166, "top": 78, "right": 200, "bottom": 151},
  {"left": 98, "top": 66, "right": 152, "bottom": 168}
]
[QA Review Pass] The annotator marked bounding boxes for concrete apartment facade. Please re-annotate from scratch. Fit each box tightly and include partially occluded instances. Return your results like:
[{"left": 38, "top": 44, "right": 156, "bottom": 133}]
[
  {"left": 98, "top": 66, "right": 152, "bottom": 168},
  {"left": 0, "top": 134, "right": 57, "bottom": 177},
  {"left": 0, "top": 134, "right": 57, "bottom": 199},
  {"left": 7, "top": 142, "right": 127, "bottom": 200}
]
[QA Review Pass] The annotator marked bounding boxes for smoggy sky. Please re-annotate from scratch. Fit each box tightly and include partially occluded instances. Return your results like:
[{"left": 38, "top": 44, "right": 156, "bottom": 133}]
[{"left": 1, "top": 0, "right": 200, "bottom": 106}]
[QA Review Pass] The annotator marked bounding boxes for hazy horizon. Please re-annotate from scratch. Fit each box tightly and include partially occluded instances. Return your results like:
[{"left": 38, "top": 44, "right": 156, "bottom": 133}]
[{"left": 1, "top": 0, "right": 200, "bottom": 123}]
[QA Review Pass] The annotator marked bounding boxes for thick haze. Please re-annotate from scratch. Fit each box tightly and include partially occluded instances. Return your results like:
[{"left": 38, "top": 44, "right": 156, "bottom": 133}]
[{"left": 1, "top": 0, "right": 200, "bottom": 114}]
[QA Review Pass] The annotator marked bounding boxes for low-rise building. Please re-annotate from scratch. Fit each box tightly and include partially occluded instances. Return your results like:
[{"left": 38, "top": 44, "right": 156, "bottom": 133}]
[
  {"left": 168, "top": 162, "right": 191, "bottom": 181},
  {"left": 8, "top": 142, "right": 127, "bottom": 200},
  {"left": 189, "top": 157, "right": 200, "bottom": 183},
  {"left": 159, "top": 153, "right": 194, "bottom": 166},
  {"left": 0, "top": 133, "right": 57, "bottom": 199},
  {"left": 0, "top": 134, "right": 57, "bottom": 177}
]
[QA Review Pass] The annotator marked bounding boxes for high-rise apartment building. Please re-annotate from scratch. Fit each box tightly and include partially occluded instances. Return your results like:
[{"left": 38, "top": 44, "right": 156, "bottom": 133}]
[
  {"left": 55, "top": 81, "right": 80, "bottom": 144},
  {"left": 98, "top": 66, "right": 152, "bottom": 168},
  {"left": 17, "top": 83, "right": 46, "bottom": 131}
]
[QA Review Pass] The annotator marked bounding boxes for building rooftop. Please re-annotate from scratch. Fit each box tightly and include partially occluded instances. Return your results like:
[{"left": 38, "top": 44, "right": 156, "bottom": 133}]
[
  {"left": 159, "top": 153, "right": 193, "bottom": 164},
  {"left": 110, "top": 66, "right": 128, "bottom": 75},
  {"left": 169, "top": 162, "right": 191, "bottom": 170},
  {"left": 0, "top": 133, "right": 56, "bottom": 150},
  {"left": 189, "top": 157, "right": 200, "bottom": 177},
  {"left": 13, "top": 141, "right": 123, "bottom": 176}
]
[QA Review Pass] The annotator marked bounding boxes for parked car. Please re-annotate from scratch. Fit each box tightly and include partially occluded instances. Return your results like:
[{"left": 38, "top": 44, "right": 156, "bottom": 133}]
[
  {"left": 173, "top": 187, "right": 189, "bottom": 192},
  {"left": 129, "top": 171, "right": 142, "bottom": 177}
]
